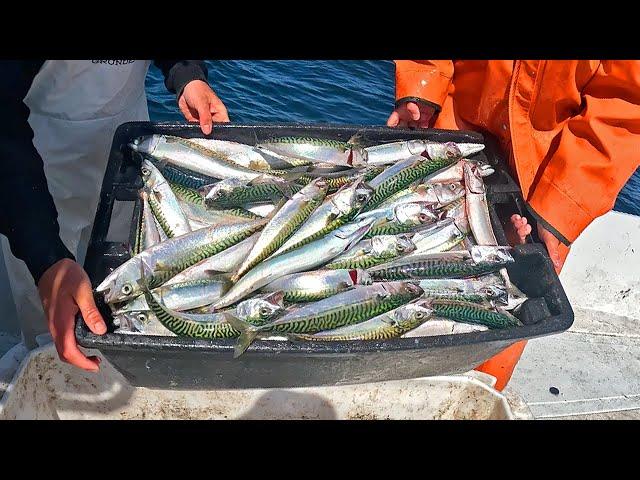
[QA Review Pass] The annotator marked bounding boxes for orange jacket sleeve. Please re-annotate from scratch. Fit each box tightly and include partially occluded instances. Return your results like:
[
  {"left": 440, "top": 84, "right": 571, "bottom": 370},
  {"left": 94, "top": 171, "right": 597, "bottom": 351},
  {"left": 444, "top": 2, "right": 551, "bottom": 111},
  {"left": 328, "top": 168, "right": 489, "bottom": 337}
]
[
  {"left": 526, "top": 61, "right": 640, "bottom": 245},
  {"left": 394, "top": 60, "right": 454, "bottom": 111}
]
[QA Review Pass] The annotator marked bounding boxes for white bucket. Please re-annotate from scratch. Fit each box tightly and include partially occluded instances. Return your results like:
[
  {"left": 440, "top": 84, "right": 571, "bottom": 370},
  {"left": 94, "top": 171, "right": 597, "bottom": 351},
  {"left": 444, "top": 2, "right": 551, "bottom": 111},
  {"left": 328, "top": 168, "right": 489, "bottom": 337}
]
[{"left": 0, "top": 344, "right": 532, "bottom": 420}]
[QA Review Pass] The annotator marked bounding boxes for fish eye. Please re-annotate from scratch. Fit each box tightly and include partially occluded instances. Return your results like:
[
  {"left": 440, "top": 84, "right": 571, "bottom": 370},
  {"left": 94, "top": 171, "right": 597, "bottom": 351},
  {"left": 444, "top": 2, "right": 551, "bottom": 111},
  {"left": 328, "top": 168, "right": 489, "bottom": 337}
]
[
  {"left": 141, "top": 167, "right": 151, "bottom": 176},
  {"left": 396, "top": 244, "right": 405, "bottom": 252},
  {"left": 356, "top": 194, "right": 367, "bottom": 203},
  {"left": 450, "top": 184, "right": 458, "bottom": 190},
  {"left": 137, "top": 313, "right": 147, "bottom": 323},
  {"left": 415, "top": 311, "right": 424, "bottom": 319},
  {"left": 259, "top": 307, "right": 271, "bottom": 317},
  {"left": 122, "top": 284, "right": 133, "bottom": 295},
  {"left": 418, "top": 213, "right": 429, "bottom": 222}
]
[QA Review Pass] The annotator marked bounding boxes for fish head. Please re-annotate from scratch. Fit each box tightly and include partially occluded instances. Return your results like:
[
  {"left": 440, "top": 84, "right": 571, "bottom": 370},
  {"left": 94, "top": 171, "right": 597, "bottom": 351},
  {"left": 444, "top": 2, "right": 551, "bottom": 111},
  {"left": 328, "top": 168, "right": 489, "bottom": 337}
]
[
  {"left": 333, "top": 178, "right": 374, "bottom": 214},
  {"left": 423, "top": 142, "right": 463, "bottom": 162},
  {"left": 457, "top": 142, "right": 485, "bottom": 158},
  {"left": 335, "top": 217, "right": 376, "bottom": 251},
  {"left": 201, "top": 178, "right": 247, "bottom": 202},
  {"left": 129, "top": 135, "right": 161, "bottom": 154},
  {"left": 371, "top": 235, "right": 416, "bottom": 257},
  {"left": 436, "top": 182, "right": 466, "bottom": 203},
  {"left": 96, "top": 258, "right": 147, "bottom": 304},
  {"left": 463, "top": 161, "right": 486, "bottom": 194},
  {"left": 480, "top": 284, "right": 509, "bottom": 305},
  {"left": 470, "top": 245, "right": 515, "bottom": 265},
  {"left": 140, "top": 159, "right": 164, "bottom": 188},
  {"left": 124, "top": 311, "right": 154, "bottom": 332},
  {"left": 235, "top": 292, "right": 285, "bottom": 323},
  {"left": 392, "top": 300, "right": 435, "bottom": 327},
  {"left": 476, "top": 160, "right": 495, "bottom": 177},
  {"left": 384, "top": 281, "right": 424, "bottom": 298},
  {"left": 395, "top": 202, "right": 438, "bottom": 226}
]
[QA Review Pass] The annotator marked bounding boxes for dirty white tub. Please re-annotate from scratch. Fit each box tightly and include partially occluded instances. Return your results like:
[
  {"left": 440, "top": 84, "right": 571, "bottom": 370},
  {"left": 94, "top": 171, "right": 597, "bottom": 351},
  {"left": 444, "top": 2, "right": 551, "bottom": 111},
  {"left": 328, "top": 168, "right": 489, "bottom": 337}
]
[{"left": 0, "top": 344, "right": 531, "bottom": 420}]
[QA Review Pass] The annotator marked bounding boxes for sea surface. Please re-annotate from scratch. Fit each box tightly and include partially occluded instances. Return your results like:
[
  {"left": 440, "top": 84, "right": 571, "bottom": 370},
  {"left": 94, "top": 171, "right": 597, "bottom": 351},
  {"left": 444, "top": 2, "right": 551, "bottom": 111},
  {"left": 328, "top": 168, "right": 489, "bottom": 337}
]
[{"left": 146, "top": 60, "right": 639, "bottom": 215}]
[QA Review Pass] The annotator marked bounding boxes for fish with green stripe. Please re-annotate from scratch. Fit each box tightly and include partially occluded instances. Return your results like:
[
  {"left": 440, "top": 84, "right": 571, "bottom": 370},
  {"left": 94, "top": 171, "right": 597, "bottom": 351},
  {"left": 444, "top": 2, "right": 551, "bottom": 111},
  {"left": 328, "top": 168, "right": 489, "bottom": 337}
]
[
  {"left": 96, "top": 217, "right": 267, "bottom": 304},
  {"left": 141, "top": 288, "right": 285, "bottom": 339},
  {"left": 357, "top": 201, "right": 439, "bottom": 239},
  {"left": 292, "top": 299, "right": 434, "bottom": 341},
  {"left": 271, "top": 179, "right": 374, "bottom": 257},
  {"left": 233, "top": 179, "right": 328, "bottom": 281},
  {"left": 417, "top": 277, "right": 509, "bottom": 305},
  {"left": 367, "top": 246, "right": 515, "bottom": 281},
  {"left": 211, "top": 217, "right": 376, "bottom": 310},
  {"left": 295, "top": 166, "right": 383, "bottom": 192},
  {"left": 362, "top": 146, "right": 465, "bottom": 212},
  {"left": 257, "top": 135, "right": 368, "bottom": 168},
  {"left": 170, "top": 181, "right": 261, "bottom": 220},
  {"left": 326, "top": 234, "right": 416, "bottom": 270},
  {"left": 226, "top": 281, "right": 424, "bottom": 357},
  {"left": 201, "top": 178, "right": 301, "bottom": 208},
  {"left": 141, "top": 160, "right": 191, "bottom": 238},
  {"left": 365, "top": 140, "right": 485, "bottom": 166},
  {"left": 130, "top": 135, "right": 298, "bottom": 183},
  {"left": 260, "top": 269, "right": 372, "bottom": 303},
  {"left": 426, "top": 298, "right": 521, "bottom": 329}
]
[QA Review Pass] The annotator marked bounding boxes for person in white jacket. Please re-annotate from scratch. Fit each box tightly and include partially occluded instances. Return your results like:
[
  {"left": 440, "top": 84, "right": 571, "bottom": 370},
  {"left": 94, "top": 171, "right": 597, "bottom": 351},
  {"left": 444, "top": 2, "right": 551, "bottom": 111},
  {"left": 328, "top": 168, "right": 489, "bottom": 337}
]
[{"left": 0, "top": 60, "right": 228, "bottom": 371}]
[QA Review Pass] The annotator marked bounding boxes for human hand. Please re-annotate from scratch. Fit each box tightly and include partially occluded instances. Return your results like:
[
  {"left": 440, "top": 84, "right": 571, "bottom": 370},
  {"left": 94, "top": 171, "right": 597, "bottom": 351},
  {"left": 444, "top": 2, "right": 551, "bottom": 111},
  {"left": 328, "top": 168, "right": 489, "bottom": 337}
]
[
  {"left": 386, "top": 101, "right": 436, "bottom": 129},
  {"left": 38, "top": 259, "right": 106, "bottom": 371},
  {"left": 509, "top": 214, "right": 564, "bottom": 273},
  {"left": 178, "top": 80, "right": 230, "bottom": 135}
]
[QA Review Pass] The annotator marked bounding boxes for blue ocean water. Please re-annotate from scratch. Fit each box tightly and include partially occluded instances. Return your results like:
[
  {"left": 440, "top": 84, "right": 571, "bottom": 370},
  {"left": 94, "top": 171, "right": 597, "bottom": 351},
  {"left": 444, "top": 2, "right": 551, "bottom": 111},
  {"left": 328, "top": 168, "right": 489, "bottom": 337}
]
[{"left": 146, "top": 60, "right": 639, "bottom": 216}]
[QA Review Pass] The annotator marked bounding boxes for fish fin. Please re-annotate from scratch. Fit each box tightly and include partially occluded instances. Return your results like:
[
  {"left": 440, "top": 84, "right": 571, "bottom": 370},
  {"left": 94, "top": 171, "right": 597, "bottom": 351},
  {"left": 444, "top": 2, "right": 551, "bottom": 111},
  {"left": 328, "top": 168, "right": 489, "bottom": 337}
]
[{"left": 225, "top": 313, "right": 259, "bottom": 358}]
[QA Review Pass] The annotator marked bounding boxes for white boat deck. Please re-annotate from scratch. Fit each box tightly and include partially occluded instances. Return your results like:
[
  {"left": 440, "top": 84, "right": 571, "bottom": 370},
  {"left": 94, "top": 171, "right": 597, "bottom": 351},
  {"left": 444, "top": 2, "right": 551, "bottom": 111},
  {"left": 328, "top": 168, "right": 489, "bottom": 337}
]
[{"left": 507, "top": 211, "right": 640, "bottom": 419}]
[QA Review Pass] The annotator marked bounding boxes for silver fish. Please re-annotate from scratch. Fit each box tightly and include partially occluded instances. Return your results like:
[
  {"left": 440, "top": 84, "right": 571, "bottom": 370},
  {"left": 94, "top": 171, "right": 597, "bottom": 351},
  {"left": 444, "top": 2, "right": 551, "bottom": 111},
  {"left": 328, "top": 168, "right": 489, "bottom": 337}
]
[
  {"left": 379, "top": 182, "right": 465, "bottom": 210},
  {"left": 165, "top": 232, "right": 260, "bottom": 284},
  {"left": 115, "top": 310, "right": 177, "bottom": 336},
  {"left": 130, "top": 135, "right": 289, "bottom": 183},
  {"left": 365, "top": 140, "right": 485, "bottom": 166},
  {"left": 257, "top": 136, "right": 368, "bottom": 168},
  {"left": 96, "top": 218, "right": 266, "bottom": 304},
  {"left": 464, "top": 162, "right": 497, "bottom": 246},
  {"left": 140, "top": 190, "right": 162, "bottom": 251},
  {"left": 417, "top": 277, "right": 509, "bottom": 305},
  {"left": 326, "top": 234, "right": 416, "bottom": 270},
  {"left": 409, "top": 218, "right": 466, "bottom": 255},
  {"left": 211, "top": 217, "right": 376, "bottom": 310},
  {"left": 294, "top": 299, "right": 434, "bottom": 341},
  {"left": 185, "top": 138, "right": 302, "bottom": 170},
  {"left": 142, "top": 160, "right": 191, "bottom": 238},
  {"left": 234, "top": 179, "right": 328, "bottom": 281},
  {"left": 271, "top": 179, "right": 374, "bottom": 257},
  {"left": 401, "top": 318, "right": 489, "bottom": 337},
  {"left": 357, "top": 202, "right": 439, "bottom": 237},
  {"left": 112, "top": 277, "right": 232, "bottom": 314},
  {"left": 440, "top": 197, "right": 469, "bottom": 235},
  {"left": 260, "top": 269, "right": 372, "bottom": 303},
  {"left": 427, "top": 159, "right": 494, "bottom": 184}
]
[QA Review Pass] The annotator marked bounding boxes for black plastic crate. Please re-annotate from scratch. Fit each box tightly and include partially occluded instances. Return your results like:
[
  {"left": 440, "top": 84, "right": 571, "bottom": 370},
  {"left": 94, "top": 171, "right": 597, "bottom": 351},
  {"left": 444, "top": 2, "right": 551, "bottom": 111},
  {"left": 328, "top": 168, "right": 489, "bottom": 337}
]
[{"left": 76, "top": 122, "right": 574, "bottom": 389}]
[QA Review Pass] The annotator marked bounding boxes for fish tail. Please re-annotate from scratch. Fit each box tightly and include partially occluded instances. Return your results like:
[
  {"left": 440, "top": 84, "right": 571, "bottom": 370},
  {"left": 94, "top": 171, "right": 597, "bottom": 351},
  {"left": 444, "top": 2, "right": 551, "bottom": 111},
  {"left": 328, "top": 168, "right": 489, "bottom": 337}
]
[{"left": 225, "top": 313, "right": 259, "bottom": 358}]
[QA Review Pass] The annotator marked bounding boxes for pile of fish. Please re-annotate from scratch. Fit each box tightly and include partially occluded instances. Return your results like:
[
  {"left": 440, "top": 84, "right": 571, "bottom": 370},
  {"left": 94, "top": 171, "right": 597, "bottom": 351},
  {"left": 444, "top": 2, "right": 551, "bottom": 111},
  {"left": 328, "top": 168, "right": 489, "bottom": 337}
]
[{"left": 96, "top": 133, "right": 528, "bottom": 357}]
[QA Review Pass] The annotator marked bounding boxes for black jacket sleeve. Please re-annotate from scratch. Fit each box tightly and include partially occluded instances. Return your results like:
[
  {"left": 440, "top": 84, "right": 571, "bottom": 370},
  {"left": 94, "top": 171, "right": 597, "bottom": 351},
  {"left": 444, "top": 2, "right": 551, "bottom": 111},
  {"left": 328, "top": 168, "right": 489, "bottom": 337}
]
[
  {"left": 0, "top": 60, "right": 75, "bottom": 284},
  {"left": 153, "top": 60, "right": 208, "bottom": 99}
]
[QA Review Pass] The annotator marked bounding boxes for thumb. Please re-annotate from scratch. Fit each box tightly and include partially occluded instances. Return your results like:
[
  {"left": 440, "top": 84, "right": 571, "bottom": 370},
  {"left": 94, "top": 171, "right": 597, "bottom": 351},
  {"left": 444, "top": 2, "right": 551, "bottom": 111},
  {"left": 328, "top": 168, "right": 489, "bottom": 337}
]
[
  {"left": 386, "top": 111, "right": 400, "bottom": 127},
  {"left": 75, "top": 279, "right": 107, "bottom": 335},
  {"left": 406, "top": 102, "right": 421, "bottom": 121},
  {"left": 195, "top": 99, "right": 213, "bottom": 135}
]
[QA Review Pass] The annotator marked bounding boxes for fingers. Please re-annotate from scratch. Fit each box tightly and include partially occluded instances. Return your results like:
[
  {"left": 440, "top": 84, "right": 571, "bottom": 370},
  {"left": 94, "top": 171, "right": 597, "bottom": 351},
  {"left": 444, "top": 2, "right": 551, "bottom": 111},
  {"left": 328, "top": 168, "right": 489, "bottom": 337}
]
[
  {"left": 387, "top": 111, "right": 400, "bottom": 127},
  {"left": 510, "top": 214, "right": 532, "bottom": 244},
  {"left": 75, "top": 278, "right": 107, "bottom": 335},
  {"left": 56, "top": 313, "right": 100, "bottom": 372},
  {"left": 178, "top": 98, "right": 198, "bottom": 123}
]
